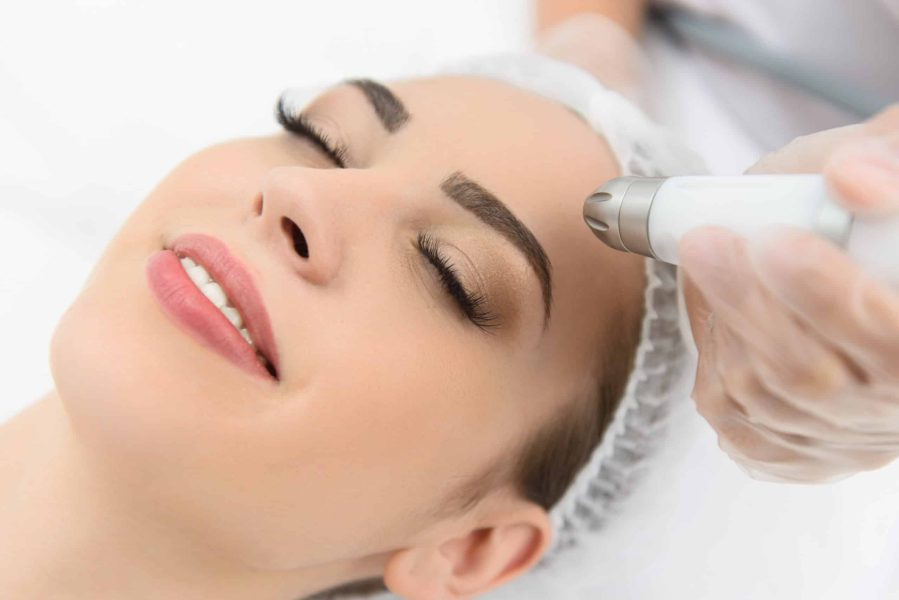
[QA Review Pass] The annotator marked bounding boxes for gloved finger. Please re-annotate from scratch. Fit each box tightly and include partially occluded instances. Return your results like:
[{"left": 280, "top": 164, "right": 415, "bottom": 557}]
[
  {"left": 710, "top": 399, "right": 822, "bottom": 474},
  {"left": 734, "top": 454, "right": 855, "bottom": 484},
  {"left": 715, "top": 327, "right": 899, "bottom": 446},
  {"left": 689, "top": 309, "right": 749, "bottom": 426},
  {"left": 680, "top": 226, "right": 865, "bottom": 423},
  {"left": 748, "top": 227, "right": 899, "bottom": 385},
  {"left": 861, "top": 104, "right": 899, "bottom": 136},
  {"left": 746, "top": 123, "right": 865, "bottom": 174},
  {"left": 745, "top": 104, "right": 899, "bottom": 176},
  {"left": 708, "top": 390, "right": 871, "bottom": 483},
  {"left": 693, "top": 320, "right": 896, "bottom": 481},
  {"left": 714, "top": 321, "right": 899, "bottom": 445},
  {"left": 822, "top": 433, "right": 899, "bottom": 455},
  {"left": 823, "top": 132, "right": 899, "bottom": 215},
  {"left": 692, "top": 315, "right": 829, "bottom": 463},
  {"left": 679, "top": 263, "right": 715, "bottom": 351}
]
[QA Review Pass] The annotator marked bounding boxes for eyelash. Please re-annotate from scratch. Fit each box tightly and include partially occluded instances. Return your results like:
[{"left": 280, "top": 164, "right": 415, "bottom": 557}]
[
  {"left": 276, "top": 97, "right": 349, "bottom": 168},
  {"left": 416, "top": 232, "right": 499, "bottom": 331},
  {"left": 276, "top": 96, "right": 499, "bottom": 332}
]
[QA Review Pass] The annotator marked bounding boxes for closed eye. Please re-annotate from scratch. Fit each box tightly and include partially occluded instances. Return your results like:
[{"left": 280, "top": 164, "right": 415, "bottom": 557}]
[
  {"left": 416, "top": 232, "right": 500, "bottom": 332},
  {"left": 276, "top": 96, "right": 349, "bottom": 168}
]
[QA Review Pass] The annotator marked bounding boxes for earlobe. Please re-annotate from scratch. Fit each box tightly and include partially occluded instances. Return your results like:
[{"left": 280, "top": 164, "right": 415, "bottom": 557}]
[
  {"left": 383, "top": 544, "right": 453, "bottom": 600},
  {"left": 384, "top": 509, "right": 552, "bottom": 599}
]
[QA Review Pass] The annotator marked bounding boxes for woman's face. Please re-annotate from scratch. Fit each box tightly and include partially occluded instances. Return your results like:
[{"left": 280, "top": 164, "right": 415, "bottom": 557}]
[{"left": 50, "top": 75, "right": 644, "bottom": 574}]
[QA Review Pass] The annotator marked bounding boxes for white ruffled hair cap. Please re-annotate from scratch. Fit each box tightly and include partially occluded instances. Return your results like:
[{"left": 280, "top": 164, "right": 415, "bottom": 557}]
[{"left": 282, "top": 53, "right": 707, "bottom": 599}]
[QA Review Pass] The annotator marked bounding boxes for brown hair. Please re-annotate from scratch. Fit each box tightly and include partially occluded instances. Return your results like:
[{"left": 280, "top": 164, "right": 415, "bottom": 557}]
[{"left": 305, "top": 298, "right": 646, "bottom": 599}]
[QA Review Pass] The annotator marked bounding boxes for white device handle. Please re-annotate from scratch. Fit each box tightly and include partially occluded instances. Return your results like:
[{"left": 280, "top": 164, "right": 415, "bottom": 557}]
[{"left": 646, "top": 175, "right": 899, "bottom": 289}]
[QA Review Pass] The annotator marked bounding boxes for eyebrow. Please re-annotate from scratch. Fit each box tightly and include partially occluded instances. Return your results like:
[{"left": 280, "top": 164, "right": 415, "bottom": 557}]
[
  {"left": 441, "top": 171, "right": 553, "bottom": 322},
  {"left": 338, "top": 78, "right": 553, "bottom": 321},
  {"left": 343, "top": 78, "right": 410, "bottom": 133}
]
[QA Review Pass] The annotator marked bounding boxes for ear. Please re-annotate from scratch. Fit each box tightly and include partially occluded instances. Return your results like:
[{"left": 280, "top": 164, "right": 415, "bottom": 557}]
[{"left": 383, "top": 505, "right": 552, "bottom": 600}]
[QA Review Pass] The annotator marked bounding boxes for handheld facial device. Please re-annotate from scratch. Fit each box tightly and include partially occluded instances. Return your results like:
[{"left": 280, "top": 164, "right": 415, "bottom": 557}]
[{"left": 583, "top": 174, "right": 899, "bottom": 288}]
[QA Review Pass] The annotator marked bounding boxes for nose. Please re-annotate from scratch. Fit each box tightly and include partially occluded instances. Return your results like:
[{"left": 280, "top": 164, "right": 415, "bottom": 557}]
[{"left": 254, "top": 166, "right": 344, "bottom": 285}]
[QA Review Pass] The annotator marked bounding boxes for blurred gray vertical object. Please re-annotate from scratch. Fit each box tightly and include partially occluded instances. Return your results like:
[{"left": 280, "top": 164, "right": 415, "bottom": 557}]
[{"left": 649, "top": 4, "right": 892, "bottom": 118}]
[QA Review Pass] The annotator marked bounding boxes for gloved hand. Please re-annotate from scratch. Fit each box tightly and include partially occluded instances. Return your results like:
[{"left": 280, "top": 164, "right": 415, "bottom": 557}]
[
  {"left": 679, "top": 105, "right": 899, "bottom": 483},
  {"left": 535, "top": 13, "right": 648, "bottom": 104}
]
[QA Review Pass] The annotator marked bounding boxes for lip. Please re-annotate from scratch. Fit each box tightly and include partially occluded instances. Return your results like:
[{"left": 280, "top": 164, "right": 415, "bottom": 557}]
[{"left": 145, "top": 233, "right": 279, "bottom": 382}]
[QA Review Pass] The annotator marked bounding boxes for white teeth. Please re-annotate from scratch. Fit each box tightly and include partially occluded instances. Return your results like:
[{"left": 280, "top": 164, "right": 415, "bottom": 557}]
[
  {"left": 178, "top": 254, "right": 258, "bottom": 353},
  {"left": 200, "top": 281, "right": 228, "bottom": 308},
  {"left": 220, "top": 305, "right": 243, "bottom": 329},
  {"left": 186, "top": 265, "right": 212, "bottom": 287},
  {"left": 180, "top": 257, "right": 212, "bottom": 287}
]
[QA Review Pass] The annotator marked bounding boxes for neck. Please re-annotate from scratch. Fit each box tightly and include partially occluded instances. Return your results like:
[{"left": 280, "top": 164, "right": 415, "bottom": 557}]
[{"left": 0, "top": 390, "right": 373, "bottom": 600}]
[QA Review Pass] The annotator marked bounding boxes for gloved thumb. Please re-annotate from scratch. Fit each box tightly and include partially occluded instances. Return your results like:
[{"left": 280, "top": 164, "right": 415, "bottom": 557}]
[{"left": 824, "top": 133, "right": 899, "bottom": 215}]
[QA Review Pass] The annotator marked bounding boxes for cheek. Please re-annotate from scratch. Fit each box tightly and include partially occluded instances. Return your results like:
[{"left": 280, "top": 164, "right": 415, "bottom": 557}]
[{"left": 281, "top": 299, "right": 511, "bottom": 529}]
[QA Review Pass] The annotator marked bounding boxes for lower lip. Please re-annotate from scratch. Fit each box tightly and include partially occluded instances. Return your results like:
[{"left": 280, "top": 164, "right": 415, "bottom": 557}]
[{"left": 146, "top": 249, "right": 275, "bottom": 382}]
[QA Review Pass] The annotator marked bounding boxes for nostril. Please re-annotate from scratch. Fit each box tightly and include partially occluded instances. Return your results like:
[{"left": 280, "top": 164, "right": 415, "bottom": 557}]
[{"left": 282, "top": 217, "right": 309, "bottom": 259}]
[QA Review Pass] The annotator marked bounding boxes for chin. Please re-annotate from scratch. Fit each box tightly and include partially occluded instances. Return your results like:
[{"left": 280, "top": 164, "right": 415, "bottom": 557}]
[{"left": 48, "top": 243, "right": 227, "bottom": 480}]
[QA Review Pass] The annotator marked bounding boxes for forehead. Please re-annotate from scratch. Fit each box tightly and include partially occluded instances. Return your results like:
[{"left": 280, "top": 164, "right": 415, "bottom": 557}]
[
  {"left": 392, "top": 74, "right": 616, "bottom": 198},
  {"left": 385, "top": 75, "right": 620, "bottom": 256}
]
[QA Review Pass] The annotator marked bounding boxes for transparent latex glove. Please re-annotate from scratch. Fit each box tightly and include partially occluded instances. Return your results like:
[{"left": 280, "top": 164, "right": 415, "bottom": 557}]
[
  {"left": 679, "top": 105, "right": 899, "bottom": 483},
  {"left": 534, "top": 13, "right": 649, "bottom": 105}
]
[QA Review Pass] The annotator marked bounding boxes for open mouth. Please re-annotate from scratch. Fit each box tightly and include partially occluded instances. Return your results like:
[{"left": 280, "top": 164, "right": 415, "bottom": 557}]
[
  {"left": 174, "top": 253, "right": 278, "bottom": 379},
  {"left": 148, "top": 233, "right": 281, "bottom": 383}
]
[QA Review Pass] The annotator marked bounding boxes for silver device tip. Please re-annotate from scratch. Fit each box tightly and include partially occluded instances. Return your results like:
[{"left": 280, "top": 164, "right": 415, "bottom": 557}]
[
  {"left": 582, "top": 176, "right": 665, "bottom": 258},
  {"left": 583, "top": 177, "right": 638, "bottom": 252}
]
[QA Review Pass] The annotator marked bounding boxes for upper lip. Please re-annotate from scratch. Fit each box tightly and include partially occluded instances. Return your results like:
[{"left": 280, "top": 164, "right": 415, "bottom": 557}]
[{"left": 169, "top": 233, "right": 280, "bottom": 379}]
